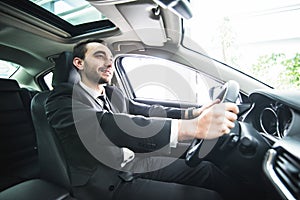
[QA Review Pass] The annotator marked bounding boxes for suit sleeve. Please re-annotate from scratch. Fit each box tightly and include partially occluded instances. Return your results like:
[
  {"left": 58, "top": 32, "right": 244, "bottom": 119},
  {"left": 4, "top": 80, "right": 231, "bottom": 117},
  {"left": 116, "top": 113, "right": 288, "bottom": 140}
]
[
  {"left": 98, "top": 112, "right": 172, "bottom": 153},
  {"left": 128, "top": 100, "right": 185, "bottom": 119},
  {"left": 46, "top": 83, "right": 172, "bottom": 156}
]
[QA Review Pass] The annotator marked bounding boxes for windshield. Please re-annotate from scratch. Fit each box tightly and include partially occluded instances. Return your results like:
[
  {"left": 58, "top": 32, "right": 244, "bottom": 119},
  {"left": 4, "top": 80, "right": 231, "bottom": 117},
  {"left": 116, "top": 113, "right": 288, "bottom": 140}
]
[{"left": 184, "top": 0, "right": 300, "bottom": 90}]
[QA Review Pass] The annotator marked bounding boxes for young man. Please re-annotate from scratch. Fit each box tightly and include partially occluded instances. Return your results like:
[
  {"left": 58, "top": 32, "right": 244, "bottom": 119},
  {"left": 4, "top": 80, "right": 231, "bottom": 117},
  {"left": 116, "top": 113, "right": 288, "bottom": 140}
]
[{"left": 46, "top": 38, "right": 240, "bottom": 200}]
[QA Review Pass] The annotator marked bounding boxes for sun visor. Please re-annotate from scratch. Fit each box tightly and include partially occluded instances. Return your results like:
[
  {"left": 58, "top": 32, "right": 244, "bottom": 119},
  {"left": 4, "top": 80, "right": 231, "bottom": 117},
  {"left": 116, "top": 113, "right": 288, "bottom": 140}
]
[
  {"left": 91, "top": 1, "right": 167, "bottom": 46},
  {"left": 118, "top": 3, "right": 167, "bottom": 46}
]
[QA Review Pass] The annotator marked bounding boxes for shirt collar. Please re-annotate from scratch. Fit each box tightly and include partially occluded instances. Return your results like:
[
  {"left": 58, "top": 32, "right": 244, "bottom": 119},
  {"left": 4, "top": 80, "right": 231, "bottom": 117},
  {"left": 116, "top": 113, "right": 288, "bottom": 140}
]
[{"left": 79, "top": 81, "right": 106, "bottom": 99}]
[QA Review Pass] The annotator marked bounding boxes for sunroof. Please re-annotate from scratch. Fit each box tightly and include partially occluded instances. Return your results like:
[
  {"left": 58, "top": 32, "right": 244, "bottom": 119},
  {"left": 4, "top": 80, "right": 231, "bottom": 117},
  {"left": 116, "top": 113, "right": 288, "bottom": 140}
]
[{"left": 29, "top": 0, "right": 106, "bottom": 26}]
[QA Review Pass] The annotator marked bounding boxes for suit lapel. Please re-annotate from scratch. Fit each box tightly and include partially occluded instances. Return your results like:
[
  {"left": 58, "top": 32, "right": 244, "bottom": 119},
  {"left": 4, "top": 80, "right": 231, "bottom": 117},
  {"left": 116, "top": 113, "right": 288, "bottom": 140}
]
[
  {"left": 75, "top": 84, "right": 121, "bottom": 113},
  {"left": 75, "top": 84, "right": 104, "bottom": 111}
]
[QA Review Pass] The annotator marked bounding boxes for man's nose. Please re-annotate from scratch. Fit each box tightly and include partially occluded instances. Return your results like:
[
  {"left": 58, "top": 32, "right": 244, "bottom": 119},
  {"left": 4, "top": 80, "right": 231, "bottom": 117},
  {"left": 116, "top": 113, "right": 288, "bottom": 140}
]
[{"left": 105, "top": 58, "right": 113, "bottom": 67}]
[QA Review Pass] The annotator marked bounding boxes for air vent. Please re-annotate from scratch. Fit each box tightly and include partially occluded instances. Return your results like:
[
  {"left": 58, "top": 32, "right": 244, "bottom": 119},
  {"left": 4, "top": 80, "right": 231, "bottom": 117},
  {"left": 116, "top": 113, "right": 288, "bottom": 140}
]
[
  {"left": 264, "top": 148, "right": 300, "bottom": 200},
  {"left": 274, "top": 150, "right": 300, "bottom": 199}
]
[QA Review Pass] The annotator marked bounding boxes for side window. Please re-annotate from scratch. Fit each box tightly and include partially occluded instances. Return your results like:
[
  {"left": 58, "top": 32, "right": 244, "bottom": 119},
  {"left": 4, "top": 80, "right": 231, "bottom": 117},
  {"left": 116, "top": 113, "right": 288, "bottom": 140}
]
[
  {"left": 43, "top": 71, "right": 53, "bottom": 90},
  {"left": 119, "top": 56, "right": 221, "bottom": 105}
]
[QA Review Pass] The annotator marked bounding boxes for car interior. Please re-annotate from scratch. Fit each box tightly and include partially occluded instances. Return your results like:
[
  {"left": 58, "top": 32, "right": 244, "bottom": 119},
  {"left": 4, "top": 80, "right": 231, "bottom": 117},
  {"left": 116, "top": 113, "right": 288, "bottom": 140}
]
[{"left": 0, "top": 0, "right": 300, "bottom": 199}]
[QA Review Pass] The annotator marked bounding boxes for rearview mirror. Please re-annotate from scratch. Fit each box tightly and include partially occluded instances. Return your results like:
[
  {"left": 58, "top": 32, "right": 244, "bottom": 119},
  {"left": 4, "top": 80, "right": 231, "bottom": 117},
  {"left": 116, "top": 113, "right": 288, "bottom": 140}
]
[{"left": 152, "top": 0, "right": 193, "bottom": 19}]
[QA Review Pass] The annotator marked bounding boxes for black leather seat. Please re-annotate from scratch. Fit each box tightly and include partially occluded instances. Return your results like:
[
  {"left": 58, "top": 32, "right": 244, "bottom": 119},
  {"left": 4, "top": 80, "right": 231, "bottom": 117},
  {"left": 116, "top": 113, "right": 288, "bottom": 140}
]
[
  {"left": 51, "top": 51, "right": 80, "bottom": 87},
  {"left": 0, "top": 78, "right": 73, "bottom": 199},
  {"left": 0, "top": 78, "right": 39, "bottom": 191},
  {"left": 31, "top": 91, "right": 72, "bottom": 191},
  {"left": 30, "top": 51, "right": 119, "bottom": 199},
  {"left": 30, "top": 52, "right": 78, "bottom": 196},
  {"left": 0, "top": 179, "right": 71, "bottom": 200}
]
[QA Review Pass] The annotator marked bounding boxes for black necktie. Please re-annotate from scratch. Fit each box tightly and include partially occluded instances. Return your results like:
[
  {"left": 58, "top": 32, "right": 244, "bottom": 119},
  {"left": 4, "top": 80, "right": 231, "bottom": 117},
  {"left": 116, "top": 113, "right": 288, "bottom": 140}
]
[{"left": 98, "top": 95, "right": 112, "bottom": 112}]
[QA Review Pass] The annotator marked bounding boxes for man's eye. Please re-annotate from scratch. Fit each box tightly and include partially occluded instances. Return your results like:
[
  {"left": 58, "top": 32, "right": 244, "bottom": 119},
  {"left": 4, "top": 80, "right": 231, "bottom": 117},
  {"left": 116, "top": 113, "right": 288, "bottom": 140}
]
[{"left": 95, "top": 54, "right": 105, "bottom": 58}]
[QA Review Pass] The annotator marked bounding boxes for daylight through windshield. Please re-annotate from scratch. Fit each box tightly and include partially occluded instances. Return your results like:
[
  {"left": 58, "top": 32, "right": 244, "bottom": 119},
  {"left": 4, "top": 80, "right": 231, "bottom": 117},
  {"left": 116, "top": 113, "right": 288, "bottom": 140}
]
[{"left": 184, "top": 0, "right": 300, "bottom": 90}]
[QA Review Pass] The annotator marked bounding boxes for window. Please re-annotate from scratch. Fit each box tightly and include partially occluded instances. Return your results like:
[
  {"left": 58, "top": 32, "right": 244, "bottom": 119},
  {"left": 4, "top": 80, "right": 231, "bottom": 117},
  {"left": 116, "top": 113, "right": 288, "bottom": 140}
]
[
  {"left": 0, "top": 60, "right": 20, "bottom": 78},
  {"left": 43, "top": 71, "right": 53, "bottom": 90},
  {"left": 119, "top": 56, "right": 221, "bottom": 105}
]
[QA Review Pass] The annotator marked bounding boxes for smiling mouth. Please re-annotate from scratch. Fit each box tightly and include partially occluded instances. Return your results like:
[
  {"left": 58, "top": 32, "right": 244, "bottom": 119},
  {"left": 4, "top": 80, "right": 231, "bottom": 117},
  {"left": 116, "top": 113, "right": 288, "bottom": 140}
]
[
  {"left": 99, "top": 67, "right": 111, "bottom": 73},
  {"left": 99, "top": 68, "right": 112, "bottom": 76}
]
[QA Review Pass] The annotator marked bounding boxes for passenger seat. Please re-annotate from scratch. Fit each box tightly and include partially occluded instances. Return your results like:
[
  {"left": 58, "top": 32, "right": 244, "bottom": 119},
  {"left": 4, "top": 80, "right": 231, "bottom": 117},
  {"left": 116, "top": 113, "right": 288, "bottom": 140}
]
[
  {"left": 0, "top": 78, "right": 40, "bottom": 191},
  {"left": 0, "top": 179, "right": 72, "bottom": 200},
  {"left": 0, "top": 78, "right": 75, "bottom": 199}
]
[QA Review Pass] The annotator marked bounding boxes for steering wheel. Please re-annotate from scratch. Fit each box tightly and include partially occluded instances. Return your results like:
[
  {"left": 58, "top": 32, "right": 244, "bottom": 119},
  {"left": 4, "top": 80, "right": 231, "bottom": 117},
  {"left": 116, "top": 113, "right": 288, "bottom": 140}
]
[{"left": 185, "top": 80, "right": 240, "bottom": 167}]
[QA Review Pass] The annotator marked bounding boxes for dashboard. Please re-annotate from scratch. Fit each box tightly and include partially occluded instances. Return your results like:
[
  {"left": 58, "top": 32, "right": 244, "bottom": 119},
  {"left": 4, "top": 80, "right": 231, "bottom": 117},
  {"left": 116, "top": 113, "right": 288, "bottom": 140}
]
[{"left": 244, "top": 89, "right": 300, "bottom": 200}]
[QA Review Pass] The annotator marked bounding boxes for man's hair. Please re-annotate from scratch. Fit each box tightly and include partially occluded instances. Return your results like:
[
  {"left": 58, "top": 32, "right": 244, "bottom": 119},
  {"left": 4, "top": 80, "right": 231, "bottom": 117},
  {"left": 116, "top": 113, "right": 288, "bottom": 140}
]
[{"left": 73, "top": 38, "right": 105, "bottom": 59}]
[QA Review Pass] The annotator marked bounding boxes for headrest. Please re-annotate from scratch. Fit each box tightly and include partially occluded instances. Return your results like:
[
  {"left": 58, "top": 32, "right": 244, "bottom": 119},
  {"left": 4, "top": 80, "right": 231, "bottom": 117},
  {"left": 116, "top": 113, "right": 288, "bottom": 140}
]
[
  {"left": 52, "top": 51, "right": 80, "bottom": 87},
  {"left": 0, "top": 78, "right": 20, "bottom": 91}
]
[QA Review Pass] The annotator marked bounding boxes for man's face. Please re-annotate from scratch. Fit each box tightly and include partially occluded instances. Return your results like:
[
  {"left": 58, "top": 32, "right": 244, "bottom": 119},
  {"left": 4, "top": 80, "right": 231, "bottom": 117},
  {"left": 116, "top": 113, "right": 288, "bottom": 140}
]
[{"left": 81, "top": 42, "right": 114, "bottom": 84}]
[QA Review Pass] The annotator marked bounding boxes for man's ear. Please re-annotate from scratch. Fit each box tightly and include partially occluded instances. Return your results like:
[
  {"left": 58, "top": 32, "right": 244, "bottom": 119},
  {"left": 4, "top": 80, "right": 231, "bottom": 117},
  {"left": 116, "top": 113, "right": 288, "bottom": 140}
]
[{"left": 73, "top": 57, "right": 84, "bottom": 70}]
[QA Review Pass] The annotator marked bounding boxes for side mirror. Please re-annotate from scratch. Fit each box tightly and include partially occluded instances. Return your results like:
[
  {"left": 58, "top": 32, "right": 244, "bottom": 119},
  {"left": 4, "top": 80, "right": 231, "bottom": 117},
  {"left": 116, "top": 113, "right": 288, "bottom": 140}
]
[{"left": 152, "top": 0, "right": 193, "bottom": 19}]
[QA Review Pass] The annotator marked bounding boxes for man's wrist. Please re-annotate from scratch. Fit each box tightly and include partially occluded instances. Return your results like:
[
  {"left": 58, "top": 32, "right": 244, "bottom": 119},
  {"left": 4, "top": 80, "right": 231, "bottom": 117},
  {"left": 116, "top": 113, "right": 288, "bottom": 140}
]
[
  {"left": 187, "top": 108, "right": 194, "bottom": 119},
  {"left": 177, "top": 119, "right": 197, "bottom": 141},
  {"left": 185, "top": 107, "right": 196, "bottom": 119}
]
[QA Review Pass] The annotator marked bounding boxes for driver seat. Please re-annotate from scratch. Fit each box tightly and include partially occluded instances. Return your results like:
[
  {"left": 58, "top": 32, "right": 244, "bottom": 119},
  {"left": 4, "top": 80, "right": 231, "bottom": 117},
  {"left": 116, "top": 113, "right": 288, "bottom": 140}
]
[{"left": 30, "top": 52, "right": 77, "bottom": 194}]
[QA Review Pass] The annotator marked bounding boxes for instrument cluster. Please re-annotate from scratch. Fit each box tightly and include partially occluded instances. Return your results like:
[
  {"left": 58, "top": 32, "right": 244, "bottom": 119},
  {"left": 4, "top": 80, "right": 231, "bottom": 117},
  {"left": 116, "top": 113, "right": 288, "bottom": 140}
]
[{"left": 259, "top": 102, "right": 292, "bottom": 138}]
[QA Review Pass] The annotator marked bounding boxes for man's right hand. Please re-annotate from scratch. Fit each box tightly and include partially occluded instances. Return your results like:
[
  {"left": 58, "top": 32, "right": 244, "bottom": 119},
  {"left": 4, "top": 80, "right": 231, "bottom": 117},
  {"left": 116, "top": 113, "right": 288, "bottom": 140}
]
[{"left": 178, "top": 102, "right": 239, "bottom": 141}]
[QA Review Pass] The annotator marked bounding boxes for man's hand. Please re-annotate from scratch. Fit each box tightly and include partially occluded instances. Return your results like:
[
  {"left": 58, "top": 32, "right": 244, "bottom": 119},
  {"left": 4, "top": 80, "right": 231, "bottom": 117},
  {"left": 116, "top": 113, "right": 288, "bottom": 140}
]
[
  {"left": 178, "top": 102, "right": 239, "bottom": 141},
  {"left": 193, "top": 99, "right": 220, "bottom": 118}
]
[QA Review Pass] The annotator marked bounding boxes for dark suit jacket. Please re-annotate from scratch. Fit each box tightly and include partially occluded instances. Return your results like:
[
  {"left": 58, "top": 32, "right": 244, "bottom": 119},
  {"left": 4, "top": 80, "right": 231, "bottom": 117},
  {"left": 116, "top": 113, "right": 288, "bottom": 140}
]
[{"left": 46, "top": 82, "right": 185, "bottom": 186}]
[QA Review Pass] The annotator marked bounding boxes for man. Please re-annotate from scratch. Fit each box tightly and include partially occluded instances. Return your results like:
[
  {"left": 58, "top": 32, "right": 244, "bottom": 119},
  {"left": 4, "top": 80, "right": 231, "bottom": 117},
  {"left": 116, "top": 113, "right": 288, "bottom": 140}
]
[{"left": 46, "top": 38, "right": 240, "bottom": 200}]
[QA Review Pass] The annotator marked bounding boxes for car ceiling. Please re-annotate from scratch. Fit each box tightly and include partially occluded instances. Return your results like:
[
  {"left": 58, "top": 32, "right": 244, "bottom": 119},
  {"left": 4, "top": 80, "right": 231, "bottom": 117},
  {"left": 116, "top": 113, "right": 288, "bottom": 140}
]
[{"left": 0, "top": 0, "right": 181, "bottom": 76}]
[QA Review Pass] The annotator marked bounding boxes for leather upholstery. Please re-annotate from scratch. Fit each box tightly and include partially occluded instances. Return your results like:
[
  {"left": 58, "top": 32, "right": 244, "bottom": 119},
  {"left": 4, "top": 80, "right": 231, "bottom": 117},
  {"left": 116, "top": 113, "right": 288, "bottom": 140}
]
[
  {"left": 31, "top": 91, "right": 71, "bottom": 191},
  {"left": 0, "top": 179, "right": 70, "bottom": 200},
  {"left": 0, "top": 78, "right": 39, "bottom": 191},
  {"left": 30, "top": 51, "right": 81, "bottom": 194},
  {"left": 51, "top": 51, "right": 80, "bottom": 87}
]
